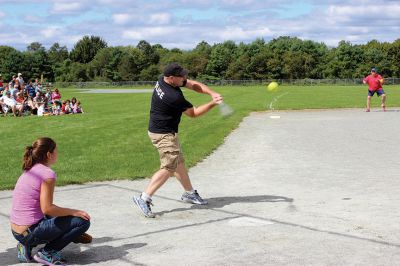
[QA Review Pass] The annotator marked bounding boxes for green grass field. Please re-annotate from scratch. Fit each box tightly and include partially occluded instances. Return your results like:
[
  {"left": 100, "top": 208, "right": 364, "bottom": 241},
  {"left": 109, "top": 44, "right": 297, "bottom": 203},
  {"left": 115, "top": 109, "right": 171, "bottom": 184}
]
[{"left": 1, "top": 85, "right": 398, "bottom": 190}]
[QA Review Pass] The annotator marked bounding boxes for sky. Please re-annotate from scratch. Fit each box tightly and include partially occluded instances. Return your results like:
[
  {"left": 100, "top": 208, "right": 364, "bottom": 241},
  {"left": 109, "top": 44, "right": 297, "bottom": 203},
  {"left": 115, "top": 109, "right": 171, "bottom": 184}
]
[{"left": 0, "top": 0, "right": 399, "bottom": 51}]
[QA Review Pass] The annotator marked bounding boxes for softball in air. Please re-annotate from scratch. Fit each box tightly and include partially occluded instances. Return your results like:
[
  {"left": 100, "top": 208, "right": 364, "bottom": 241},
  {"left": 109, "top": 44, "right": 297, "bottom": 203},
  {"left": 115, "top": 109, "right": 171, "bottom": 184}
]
[{"left": 267, "top": 81, "right": 279, "bottom": 91}]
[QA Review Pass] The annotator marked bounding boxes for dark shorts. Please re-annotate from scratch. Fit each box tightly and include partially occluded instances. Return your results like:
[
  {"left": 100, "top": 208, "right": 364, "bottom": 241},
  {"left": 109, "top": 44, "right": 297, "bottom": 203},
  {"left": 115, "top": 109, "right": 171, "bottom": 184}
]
[{"left": 368, "top": 89, "right": 385, "bottom": 97}]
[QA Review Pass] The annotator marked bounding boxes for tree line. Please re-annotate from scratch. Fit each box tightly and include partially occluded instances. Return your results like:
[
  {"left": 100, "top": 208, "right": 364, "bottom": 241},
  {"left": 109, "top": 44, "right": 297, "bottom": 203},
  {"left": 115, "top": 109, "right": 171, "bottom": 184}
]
[{"left": 0, "top": 35, "right": 399, "bottom": 83}]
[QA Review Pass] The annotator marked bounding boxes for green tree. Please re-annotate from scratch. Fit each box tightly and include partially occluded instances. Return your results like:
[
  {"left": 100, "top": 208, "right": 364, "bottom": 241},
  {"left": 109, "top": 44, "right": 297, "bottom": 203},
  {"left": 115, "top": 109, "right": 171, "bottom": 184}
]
[
  {"left": 48, "top": 43, "right": 68, "bottom": 64},
  {"left": 48, "top": 43, "right": 69, "bottom": 81},
  {"left": 282, "top": 51, "right": 314, "bottom": 79},
  {"left": 23, "top": 43, "right": 52, "bottom": 81},
  {"left": 206, "top": 41, "right": 237, "bottom": 78},
  {"left": 139, "top": 65, "right": 160, "bottom": 81},
  {"left": 87, "top": 47, "right": 124, "bottom": 81},
  {"left": 137, "top": 40, "right": 159, "bottom": 68},
  {"left": 388, "top": 39, "right": 400, "bottom": 77},
  {"left": 323, "top": 41, "right": 365, "bottom": 78},
  {"left": 360, "top": 40, "right": 392, "bottom": 77},
  {"left": 56, "top": 59, "right": 88, "bottom": 82},
  {"left": 0, "top": 46, "right": 19, "bottom": 80},
  {"left": 27, "top": 42, "right": 45, "bottom": 52},
  {"left": 160, "top": 48, "right": 185, "bottom": 65},
  {"left": 117, "top": 47, "right": 144, "bottom": 81},
  {"left": 70, "top": 35, "right": 108, "bottom": 64},
  {"left": 226, "top": 55, "right": 251, "bottom": 80}
]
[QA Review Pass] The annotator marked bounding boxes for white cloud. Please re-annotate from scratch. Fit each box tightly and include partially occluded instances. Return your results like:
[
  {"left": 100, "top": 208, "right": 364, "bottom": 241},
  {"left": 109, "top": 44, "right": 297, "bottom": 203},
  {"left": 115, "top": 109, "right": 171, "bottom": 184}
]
[
  {"left": 113, "top": 12, "right": 171, "bottom": 26},
  {"left": 40, "top": 26, "right": 62, "bottom": 38},
  {"left": 122, "top": 26, "right": 176, "bottom": 40},
  {"left": 51, "top": 2, "right": 84, "bottom": 14},
  {"left": 59, "top": 34, "right": 83, "bottom": 47},
  {"left": 149, "top": 13, "right": 171, "bottom": 25},
  {"left": 217, "top": 26, "right": 272, "bottom": 41},
  {"left": 327, "top": 4, "right": 400, "bottom": 20},
  {"left": 113, "top": 13, "right": 133, "bottom": 25},
  {"left": 1, "top": 0, "right": 400, "bottom": 50}
]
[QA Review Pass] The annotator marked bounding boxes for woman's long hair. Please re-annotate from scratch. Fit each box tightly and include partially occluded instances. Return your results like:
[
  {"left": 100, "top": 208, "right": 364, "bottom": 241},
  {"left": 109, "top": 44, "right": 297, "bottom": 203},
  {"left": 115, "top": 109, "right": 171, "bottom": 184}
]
[{"left": 22, "top": 137, "right": 56, "bottom": 170}]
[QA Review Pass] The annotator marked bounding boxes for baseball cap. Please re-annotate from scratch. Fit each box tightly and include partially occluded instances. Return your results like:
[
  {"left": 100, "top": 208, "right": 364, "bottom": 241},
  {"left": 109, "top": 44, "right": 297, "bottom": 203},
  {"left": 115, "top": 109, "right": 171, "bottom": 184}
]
[
  {"left": 163, "top": 63, "right": 188, "bottom": 77},
  {"left": 371, "top": 67, "right": 377, "bottom": 72}
]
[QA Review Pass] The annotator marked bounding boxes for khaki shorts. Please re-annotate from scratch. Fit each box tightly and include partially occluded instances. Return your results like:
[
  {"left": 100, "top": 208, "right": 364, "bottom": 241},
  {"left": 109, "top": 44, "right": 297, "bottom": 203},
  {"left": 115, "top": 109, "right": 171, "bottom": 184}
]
[{"left": 148, "top": 132, "right": 185, "bottom": 172}]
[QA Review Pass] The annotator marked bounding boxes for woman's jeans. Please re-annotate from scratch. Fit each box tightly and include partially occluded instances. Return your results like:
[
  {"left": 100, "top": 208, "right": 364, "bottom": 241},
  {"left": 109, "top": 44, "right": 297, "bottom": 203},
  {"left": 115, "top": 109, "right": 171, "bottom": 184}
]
[{"left": 12, "top": 216, "right": 90, "bottom": 252}]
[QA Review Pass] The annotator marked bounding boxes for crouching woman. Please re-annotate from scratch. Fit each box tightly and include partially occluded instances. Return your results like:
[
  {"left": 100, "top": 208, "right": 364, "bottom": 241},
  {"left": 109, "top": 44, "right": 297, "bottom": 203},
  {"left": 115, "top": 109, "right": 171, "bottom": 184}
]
[{"left": 10, "top": 137, "right": 91, "bottom": 266}]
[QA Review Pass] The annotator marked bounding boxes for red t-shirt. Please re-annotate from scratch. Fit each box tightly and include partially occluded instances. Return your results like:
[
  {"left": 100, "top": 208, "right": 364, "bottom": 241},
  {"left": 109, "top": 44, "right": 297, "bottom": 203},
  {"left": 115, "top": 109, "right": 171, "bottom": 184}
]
[{"left": 363, "top": 74, "right": 383, "bottom": 91}]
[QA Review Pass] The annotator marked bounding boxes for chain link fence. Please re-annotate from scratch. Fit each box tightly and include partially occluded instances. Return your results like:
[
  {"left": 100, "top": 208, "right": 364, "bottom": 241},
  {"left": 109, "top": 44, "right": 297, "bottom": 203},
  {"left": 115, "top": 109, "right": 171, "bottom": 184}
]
[{"left": 54, "top": 78, "right": 400, "bottom": 88}]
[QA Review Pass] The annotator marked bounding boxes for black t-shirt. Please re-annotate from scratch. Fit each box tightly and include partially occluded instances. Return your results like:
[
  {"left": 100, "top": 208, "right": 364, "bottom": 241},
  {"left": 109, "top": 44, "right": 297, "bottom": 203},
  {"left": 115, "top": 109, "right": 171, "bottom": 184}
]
[{"left": 148, "top": 76, "right": 193, "bottom": 133}]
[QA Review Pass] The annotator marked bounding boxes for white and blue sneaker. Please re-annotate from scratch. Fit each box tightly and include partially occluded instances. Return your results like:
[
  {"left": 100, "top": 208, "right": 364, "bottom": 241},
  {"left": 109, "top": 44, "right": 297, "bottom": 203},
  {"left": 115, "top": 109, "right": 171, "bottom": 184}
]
[
  {"left": 133, "top": 194, "right": 155, "bottom": 218},
  {"left": 181, "top": 190, "right": 208, "bottom": 205}
]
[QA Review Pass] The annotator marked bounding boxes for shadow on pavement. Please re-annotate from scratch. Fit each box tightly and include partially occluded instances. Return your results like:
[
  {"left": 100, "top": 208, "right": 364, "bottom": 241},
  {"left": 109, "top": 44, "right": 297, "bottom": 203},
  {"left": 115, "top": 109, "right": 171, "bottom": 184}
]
[
  {"left": 0, "top": 238, "right": 147, "bottom": 266},
  {"left": 65, "top": 242, "right": 147, "bottom": 265},
  {"left": 0, "top": 246, "right": 19, "bottom": 266},
  {"left": 208, "top": 195, "right": 293, "bottom": 208},
  {"left": 157, "top": 195, "right": 293, "bottom": 216}
]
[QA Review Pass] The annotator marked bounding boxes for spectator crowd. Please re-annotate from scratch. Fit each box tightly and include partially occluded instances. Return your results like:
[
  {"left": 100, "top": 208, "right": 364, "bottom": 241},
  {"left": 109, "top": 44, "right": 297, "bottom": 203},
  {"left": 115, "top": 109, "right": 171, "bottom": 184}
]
[{"left": 0, "top": 73, "right": 84, "bottom": 117}]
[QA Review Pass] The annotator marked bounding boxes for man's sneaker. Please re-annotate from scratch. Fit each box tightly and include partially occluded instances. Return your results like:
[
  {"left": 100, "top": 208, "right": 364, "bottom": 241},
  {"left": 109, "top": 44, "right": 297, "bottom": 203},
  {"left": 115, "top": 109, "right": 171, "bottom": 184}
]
[
  {"left": 33, "top": 249, "right": 66, "bottom": 266},
  {"left": 17, "top": 242, "right": 32, "bottom": 262},
  {"left": 382, "top": 104, "right": 386, "bottom": 112},
  {"left": 72, "top": 232, "right": 92, "bottom": 244},
  {"left": 133, "top": 195, "right": 155, "bottom": 218},
  {"left": 365, "top": 108, "right": 370, "bottom": 112},
  {"left": 181, "top": 190, "right": 208, "bottom": 205}
]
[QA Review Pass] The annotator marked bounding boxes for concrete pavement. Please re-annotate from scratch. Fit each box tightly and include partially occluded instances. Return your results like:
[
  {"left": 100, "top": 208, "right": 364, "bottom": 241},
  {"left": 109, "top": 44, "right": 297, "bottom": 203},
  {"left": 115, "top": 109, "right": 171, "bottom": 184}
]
[{"left": 1, "top": 108, "right": 400, "bottom": 265}]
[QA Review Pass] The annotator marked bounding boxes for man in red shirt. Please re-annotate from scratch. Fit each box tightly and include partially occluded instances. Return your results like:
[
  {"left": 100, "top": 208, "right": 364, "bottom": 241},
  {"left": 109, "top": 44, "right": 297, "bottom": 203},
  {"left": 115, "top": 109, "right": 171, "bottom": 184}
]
[{"left": 363, "top": 67, "right": 386, "bottom": 112}]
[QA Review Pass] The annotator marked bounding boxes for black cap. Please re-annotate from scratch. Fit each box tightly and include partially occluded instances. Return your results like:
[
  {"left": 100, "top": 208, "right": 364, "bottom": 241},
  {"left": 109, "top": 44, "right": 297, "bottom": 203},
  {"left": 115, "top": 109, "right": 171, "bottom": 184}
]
[
  {"left": 163, "top": 63, "right": 188, "bottom": 77},
  {"left": 371, "top": 67, "right": 377, "bottom": 72}
]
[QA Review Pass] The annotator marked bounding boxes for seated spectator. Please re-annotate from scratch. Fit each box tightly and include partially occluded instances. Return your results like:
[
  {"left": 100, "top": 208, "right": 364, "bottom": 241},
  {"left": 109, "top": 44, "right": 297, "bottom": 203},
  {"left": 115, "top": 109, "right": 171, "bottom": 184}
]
[
  {"left": 15, "top": 92, "right": 25, "bottom": 116},
  {"left": 26, "top": 96, "right": 37, "bottom": 115},
  {"left": 33, "top": 92, "right": 45, "bottom": 116},
  {"left": 44, "top": 88, "right": 52, "bottom": 113},
  {"left": 51, "top": 89, "right": 62, "bottom": 115},
  {"left": 22, "top": 91, "right": 33, "bottom": 115},
  {"left": 0, "top": 91, "right": 17, "bottom": 117},
  {"left": 25, "top": 80, "right": 36, "bottom": 98},
  {"left": 33, "top": 79, "right": 43, "bottom": 94},
  {"left": 11, "top": 84, "right": 19, "bottom": 99},
  {"left": 14, "top": 79, "right": 20, "bottom": 91},
  {"left": 2, "top": 86, "right": 10, "bottom": 96},
  {"left": 0, "top": 75, "right": 4, "bottom": 92},
  {"left": 75, "top": 101, "right": 84, "bottom": 114},
  {"left": 10, "top": 75, "right": 16, "bottom": 88},
  {"left": 61, "top": 100, "right": 72, "bottom": 114},
  {"left": 70, "top": 97, "right": 78, "bottom": 113}
]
